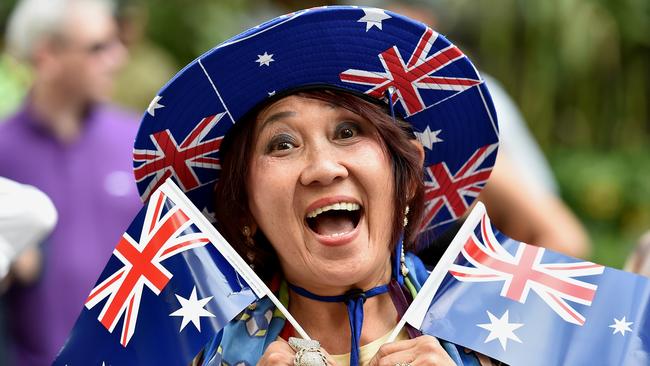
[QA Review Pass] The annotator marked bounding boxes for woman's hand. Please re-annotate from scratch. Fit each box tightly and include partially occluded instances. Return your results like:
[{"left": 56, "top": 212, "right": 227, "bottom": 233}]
[
  {"left": 257, "top": 338, "right": 339, "bottom": 366},
  {"left": 257, "top": 339, "right": 295, "bottom": 365},
  {"left": 368, "top": 335, "right": 456, "bottom": 366}
]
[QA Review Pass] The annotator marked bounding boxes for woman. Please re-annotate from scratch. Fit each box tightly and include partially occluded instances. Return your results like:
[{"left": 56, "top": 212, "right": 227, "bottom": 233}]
[{"left": 133, "top": 6, "right": 500, "bottom": 365}]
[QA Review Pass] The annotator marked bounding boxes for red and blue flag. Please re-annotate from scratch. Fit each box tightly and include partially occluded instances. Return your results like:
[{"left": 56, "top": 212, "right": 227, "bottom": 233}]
[
  {"left": 400, "top": 203, "right": 650, "bottom": 366},
  {"left": 53, "top": 181, "right": 258, "bottom": 365}
]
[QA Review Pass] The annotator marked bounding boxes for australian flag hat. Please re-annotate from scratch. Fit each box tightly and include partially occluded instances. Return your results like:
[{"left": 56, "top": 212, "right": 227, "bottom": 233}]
[{"left": 132, "top": 6, "right": 500, "bottom": 240}]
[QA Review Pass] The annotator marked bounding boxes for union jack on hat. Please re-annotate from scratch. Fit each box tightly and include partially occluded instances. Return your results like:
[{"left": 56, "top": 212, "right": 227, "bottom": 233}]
[{"left": 133, "top": 6, "right": 500, "bottom": 240}]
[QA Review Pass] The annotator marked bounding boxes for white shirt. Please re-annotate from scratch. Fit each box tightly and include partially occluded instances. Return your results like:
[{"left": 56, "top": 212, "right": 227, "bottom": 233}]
[{"left": 0, "top": 176, "right": 57, "bottom": 278}]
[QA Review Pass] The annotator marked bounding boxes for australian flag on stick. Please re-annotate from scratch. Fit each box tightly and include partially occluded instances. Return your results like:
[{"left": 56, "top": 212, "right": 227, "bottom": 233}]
[
  {"left": 392, "top": 202, "right": 650, "bottom": 366},
  {"left": 53, "top": 179, "right": 306, "bottom": 365}
]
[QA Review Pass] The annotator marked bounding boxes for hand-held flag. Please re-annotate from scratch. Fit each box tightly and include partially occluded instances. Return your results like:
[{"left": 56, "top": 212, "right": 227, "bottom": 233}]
[
  {"left": 392, "top": 202, "right": 650, "bottom": 366},
  {"left": 54, "top": 179, "right": 308, "bottom": 365}
]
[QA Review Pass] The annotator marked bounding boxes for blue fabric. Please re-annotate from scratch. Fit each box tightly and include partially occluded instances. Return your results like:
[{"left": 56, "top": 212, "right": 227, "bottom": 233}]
[
  {"left": 287, "top": 282, "right": 389, "bottom": 366},
  {"left": 202, "top": 253, "right": 485, "bottom": 366},
  {"left": 348, "top": 295, "right": 364, "bottom": 366},
  {"left": 393, "top": 236, "right": 405, "bottom": 286},
  {"left": 405, "top": 252, "right": 487, "bottom": 366}
]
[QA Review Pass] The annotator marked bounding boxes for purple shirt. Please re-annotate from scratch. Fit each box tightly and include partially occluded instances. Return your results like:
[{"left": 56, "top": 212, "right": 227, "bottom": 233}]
[{"left": 0, "top": 101, "right": 143, "bottom": 365}]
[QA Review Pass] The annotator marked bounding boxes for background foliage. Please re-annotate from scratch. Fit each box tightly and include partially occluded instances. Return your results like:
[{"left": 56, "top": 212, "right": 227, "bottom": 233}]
[{"left": 1, "top": 0, "right": 648, "bottom": 267}]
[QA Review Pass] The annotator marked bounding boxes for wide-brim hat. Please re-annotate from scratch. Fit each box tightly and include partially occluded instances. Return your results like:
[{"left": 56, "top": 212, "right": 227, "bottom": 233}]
[{"left": 133, "top": 6, "right": 500, "bottom": 241}]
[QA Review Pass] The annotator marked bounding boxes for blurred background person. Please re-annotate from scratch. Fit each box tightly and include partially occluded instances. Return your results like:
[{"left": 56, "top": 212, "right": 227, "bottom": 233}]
[
  {"left": 0, "top": 0, "right": 142, "bottom": 364},
  {"left": 476, "top": 74, "right": 591, "bottom": 259},
  {"left": 0, "top": 177, "right": 57, "bottom": 366},
  {"left": 625, "top": 231, "right": 650, "bottom": 277},
  {"left": 0, "top": 177, "right": 57, "bottom": 286}
]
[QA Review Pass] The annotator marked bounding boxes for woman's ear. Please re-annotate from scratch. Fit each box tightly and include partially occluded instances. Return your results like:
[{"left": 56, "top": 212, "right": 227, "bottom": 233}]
[
  {"left": 407, "top": 138, "right": 425, "bottom": 200},
  {"left": 410, "top": 138, "right": 425, "bottom": 166}
]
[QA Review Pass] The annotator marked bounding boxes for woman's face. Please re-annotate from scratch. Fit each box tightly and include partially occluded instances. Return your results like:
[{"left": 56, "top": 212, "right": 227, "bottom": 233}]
[{"left": 247, "top": 95, "right": 395, "bottom": 292}]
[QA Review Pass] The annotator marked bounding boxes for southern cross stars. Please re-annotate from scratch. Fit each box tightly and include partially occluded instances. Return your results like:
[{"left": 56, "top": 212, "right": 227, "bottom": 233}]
[
  {"left": 609, "top": 316, "right": 633, "bottom": 336},
  {"left": 477, "top": 310, "right": 524, "bottom": 351},
  {"left": 357, "top": 8, "right": 392, "bottom": 31},
  {"left": 256, "top": 52, "right": 274, "bottom": 66},
  {"left": 170, "top": 286, "right": 215, "bottom": 332},
  {"left": 415, "top": 126, "right": 443, "bottom": 150}
]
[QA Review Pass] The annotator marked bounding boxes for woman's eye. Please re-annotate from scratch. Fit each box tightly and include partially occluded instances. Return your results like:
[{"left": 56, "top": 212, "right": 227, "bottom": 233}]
[
  {"left": 275, "top": 141, "right": 294, "bottom": 150},
  {"left": 266, "top": 134, "right": 297, "bottom": 153},
  {"left": 335, "top": 122, "right": 359, "bottom": 139}
]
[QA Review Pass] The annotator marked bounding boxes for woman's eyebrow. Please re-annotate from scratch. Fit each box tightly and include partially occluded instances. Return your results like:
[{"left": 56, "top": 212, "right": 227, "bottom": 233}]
[{"left": 259, "top": 111, "right": 296, "bottom": 130}]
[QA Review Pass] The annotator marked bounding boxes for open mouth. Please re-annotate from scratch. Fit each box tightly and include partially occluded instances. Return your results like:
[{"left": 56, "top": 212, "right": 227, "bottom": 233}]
[{"left": 305, "top": 202, "right": 363, "bottom": 237}]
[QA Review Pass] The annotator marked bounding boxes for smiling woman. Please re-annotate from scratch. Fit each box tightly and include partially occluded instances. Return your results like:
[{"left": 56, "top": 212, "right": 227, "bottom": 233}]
[
  {"left": 215, "top": 91, "right": 425, "bottom": 285},
  {"left": 132, "top": 6, "right": 500, "bottom": 366}
]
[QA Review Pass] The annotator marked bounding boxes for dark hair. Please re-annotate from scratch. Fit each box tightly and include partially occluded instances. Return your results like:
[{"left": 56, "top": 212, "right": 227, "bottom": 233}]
[{"left": 214, "top": 89, "right": 425, "bottom": 281}]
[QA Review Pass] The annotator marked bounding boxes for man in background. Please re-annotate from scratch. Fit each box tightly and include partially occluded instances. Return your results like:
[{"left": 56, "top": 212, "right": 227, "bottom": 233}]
[{"left": 0, "top": 0, "right": 142, "bottom": 364}]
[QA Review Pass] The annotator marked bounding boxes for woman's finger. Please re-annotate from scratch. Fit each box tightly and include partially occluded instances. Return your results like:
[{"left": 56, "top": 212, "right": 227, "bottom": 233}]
[
  {"left": 257, "top": 339, "right": 295, "bottom": 365},
  {"left": 370, "top": 335, "right": 456, "bottom": 366}
]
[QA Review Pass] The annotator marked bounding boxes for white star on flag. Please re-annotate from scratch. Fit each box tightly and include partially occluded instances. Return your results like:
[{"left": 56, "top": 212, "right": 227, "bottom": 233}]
[
  {"left": 415, "top": 126, "right": 443, "bottom": 150},
  {"left": 609, "top": 316, "right": 633, "bottom": 336},
  {"left": 170, "top": 286, "right": 215, "bottom": 332},
  {"left": 357, "top": 8, "right": 392, "bottom": 31},
  {"left": 147, "top": 95, "right": 165, "bottom": 117},
  {"left": 268, "top": 90, "right": 276, "bottom": 97},
  {"left": 477, "top": 310, "right": 524, "bottom": 350},
  {"left": 256, "top": 52, "right": 274, "bottom": 66}
]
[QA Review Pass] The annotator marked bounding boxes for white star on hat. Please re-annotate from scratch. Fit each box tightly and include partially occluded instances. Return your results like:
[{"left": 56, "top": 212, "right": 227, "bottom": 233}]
[
  {"left": 415, "top": 126, "right": 443, "bottom": 150},
  {"left": 609, "top": 316, "right": 633, "bottom": 336},
  {"left": 357, "top": 8, "right": 392, "bottom": 31},
  {"left": 477, "top": 310, "right": 524, "bottom": 350},
  {"left": 147, "top": 95, "right": 165, "bottom": 117},
  {"left": 170, "top": 286, "right": 215, "bottom": 332},
  {"left": 256, "top": 52, "right": 274, "bottom": 66}
]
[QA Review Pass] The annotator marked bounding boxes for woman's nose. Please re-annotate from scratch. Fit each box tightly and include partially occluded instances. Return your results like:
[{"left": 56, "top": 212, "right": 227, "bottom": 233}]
[{"left": 299, "top": 145, "right": 348, "bottom": 186}]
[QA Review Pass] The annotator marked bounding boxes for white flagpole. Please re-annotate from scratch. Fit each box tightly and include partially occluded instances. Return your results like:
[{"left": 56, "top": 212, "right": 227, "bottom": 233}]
[
  {"left": 386, "top": 203, "right": 486, "bottom": 342},
  {"left": 161, "top": 179, "right": 311, "bottom": 340}
]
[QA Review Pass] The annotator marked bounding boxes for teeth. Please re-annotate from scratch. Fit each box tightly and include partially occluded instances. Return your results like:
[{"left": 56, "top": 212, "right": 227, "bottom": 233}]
[{"left": 306, "top": 202, "right": 360, "bottom": 218}]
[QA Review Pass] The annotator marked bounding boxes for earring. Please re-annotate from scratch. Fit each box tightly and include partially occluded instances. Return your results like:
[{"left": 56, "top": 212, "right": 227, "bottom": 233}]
[
  {"left": 401, "top": 205, "right": 410, "bottom": 277},
  {"left": 242, "top": 225, "right": 255, "bottom": 247},
  {"left": 400, "top": 241, "right": 409, "bottom": 277},
  {"left": 403, "top": 205, "right": 410, "bottom": 228}
]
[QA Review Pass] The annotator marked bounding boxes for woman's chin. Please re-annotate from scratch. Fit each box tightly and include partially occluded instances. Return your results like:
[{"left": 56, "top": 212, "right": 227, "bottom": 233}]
[{"left": 302, "top": 255, "right": 388, "bottom": 291}]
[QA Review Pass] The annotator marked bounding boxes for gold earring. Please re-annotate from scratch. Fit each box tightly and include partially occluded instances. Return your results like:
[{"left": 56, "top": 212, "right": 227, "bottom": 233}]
[
  {"left": 403, "top": 205, "right": 410, "bottom": 228},
  {"left": 242, "top": 225, "right": 255, "bottom": 247}
]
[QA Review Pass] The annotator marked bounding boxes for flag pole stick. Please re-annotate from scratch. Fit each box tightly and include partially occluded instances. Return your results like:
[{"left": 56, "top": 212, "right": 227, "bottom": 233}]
[
  {"left": 386, "top": 203, "right": 487, "bottom": 343},
  {"left": 387, "top": 316, "right": 409, "bottom": 343},
  {"left": 162, "top": 179, "right": 312, "bottom": 340},
  {"left": 264, "top": 289, "right": 311, "bottom": 340}
]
